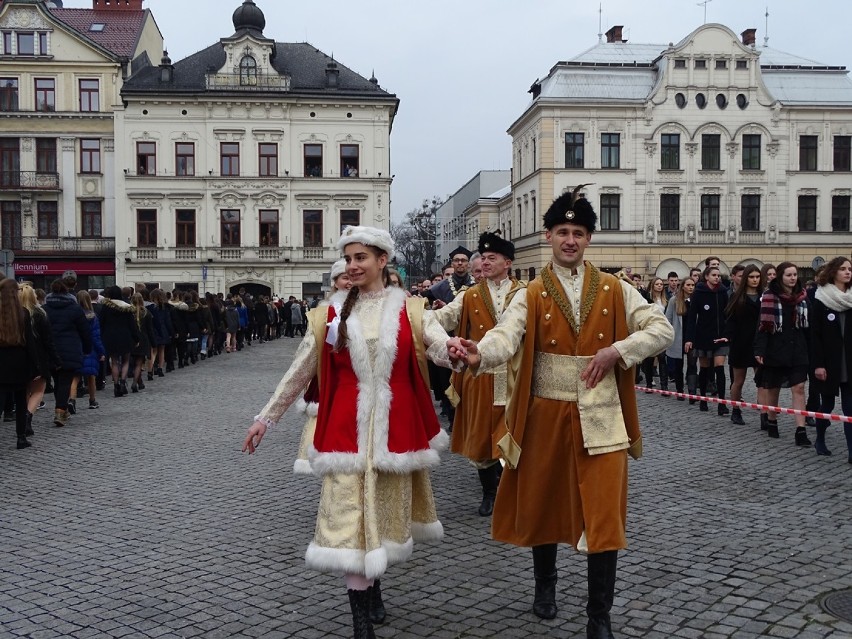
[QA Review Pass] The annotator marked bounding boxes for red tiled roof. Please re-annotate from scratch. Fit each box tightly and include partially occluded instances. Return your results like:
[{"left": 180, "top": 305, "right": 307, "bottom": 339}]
[{"left": 50, "top": 8, "right": 148, "bottom": 58}]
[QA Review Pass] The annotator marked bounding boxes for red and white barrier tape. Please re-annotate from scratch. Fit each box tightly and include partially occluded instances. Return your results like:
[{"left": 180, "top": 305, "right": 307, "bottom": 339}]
[{"left": 634, "top": 385, "right": 852, "bottom": 423}]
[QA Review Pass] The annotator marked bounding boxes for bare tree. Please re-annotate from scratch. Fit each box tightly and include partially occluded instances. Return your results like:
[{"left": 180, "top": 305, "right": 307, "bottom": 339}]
[{"left": 391, "top": 196, "right": 443, "bottom": 285}]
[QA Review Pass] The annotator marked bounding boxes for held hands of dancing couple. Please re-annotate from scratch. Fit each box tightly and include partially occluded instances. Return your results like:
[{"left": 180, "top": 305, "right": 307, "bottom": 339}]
[{"left": 446, "top": 337, "right": 622, "bottom": 390}]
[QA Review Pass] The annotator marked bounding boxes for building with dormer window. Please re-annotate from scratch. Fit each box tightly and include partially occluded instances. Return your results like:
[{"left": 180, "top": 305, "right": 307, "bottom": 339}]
[
  {"left": 114, "top": 0, "right": 398, "bottom": 298},
  {"left": 502, "top": 23, "right": 852, "bottom": 281},
  {"left": 0, "top": 0, "right": 163, "bottom": 289}
]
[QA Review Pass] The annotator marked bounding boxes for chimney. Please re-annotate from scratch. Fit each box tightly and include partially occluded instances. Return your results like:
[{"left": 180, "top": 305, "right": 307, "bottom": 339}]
[
  {"left": 605, "top": 25, "right": 625, "bottom": 43},
  {"left": 325, "top": 60, "right": 339, "bottom": 88},
  {"left": 741, "top": 28, "right": 756, "bottom": 46},
  {"left": 92, "top": 0, "right": 143, "bottom": 10}
]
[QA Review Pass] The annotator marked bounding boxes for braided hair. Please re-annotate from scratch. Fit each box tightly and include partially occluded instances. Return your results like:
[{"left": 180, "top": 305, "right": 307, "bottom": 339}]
[{"left": 333, "top": 246, "right": 391, "bottom": 352}]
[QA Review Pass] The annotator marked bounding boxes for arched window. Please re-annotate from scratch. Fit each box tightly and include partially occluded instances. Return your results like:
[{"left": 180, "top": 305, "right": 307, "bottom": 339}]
[{"left": 239, "top": 55, "right": 257, "bottom": 86}]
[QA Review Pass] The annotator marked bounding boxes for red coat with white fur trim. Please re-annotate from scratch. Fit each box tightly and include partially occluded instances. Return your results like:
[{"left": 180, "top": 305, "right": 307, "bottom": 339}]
[{"left": 310, "top": 291, "right": 447, "bottom": 475}]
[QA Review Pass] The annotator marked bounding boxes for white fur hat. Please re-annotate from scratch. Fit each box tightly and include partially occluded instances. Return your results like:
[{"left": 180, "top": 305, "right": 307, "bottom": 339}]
[
  {"left": 337, "top": 225, "right": 395, "bottom": 258},
  {"left": 330, "top": 258, "right": 346, "bottom": 282}
]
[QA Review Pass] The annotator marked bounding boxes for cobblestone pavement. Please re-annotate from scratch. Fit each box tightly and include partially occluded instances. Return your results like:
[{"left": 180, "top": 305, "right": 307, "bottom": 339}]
[{"left": 2, "top": 337, "right": 851, "bottom": 639}]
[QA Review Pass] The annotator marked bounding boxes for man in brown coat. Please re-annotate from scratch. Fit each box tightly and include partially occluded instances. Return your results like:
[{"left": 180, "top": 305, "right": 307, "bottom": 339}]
[
  {"left": 432, "top": 231, "right": 524, "bottom": 516},
  {"left": 449, "top": 188, "right": 673, "bottom": 638}
]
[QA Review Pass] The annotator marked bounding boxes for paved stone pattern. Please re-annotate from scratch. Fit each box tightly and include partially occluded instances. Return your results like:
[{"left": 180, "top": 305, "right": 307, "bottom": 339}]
[{"left": 2, "top": 338, "right": 851, "bottom": 639}]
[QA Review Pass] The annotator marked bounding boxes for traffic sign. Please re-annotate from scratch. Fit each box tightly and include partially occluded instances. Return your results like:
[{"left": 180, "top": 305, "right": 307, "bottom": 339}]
[{"left": 201, "top": 265, "right": 208, "bottom": 281}]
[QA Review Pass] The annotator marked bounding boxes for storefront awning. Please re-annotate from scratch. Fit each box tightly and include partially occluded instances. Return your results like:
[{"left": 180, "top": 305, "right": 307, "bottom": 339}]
[{"left": 14, "top": 259, "right": 115, "bottom": 276}]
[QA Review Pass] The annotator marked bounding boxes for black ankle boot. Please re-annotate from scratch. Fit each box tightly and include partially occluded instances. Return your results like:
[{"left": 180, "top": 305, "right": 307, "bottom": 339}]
[
  {"left": 587, "top": 550, "right": 617, "bottom": 639},
  {"left": 699, "top": 401, "right": 708, "bottom": 412},
  {"left": 760, "top": 413, "right": 769, "bottom": 431},
  {"left": 477, "top": 465, "right": 499, "bottom": 516},
  {"left": 532, "top": 544, "right": 558, "bottom": 619},
  {"left": 347, "top": 589, "right": 375, "bottom": 639},
  {"left": 814, "top": 423, "right": 832, "bottom": 456},
  {"left": 795, "top": 427, "right": 812, "bottom": 447},
  {"left": 369, "top": 580, "right": 386, "bottom": 624},
  {"left": 114, "top": 382, "right": 122, "bottom": 398},
  {"left": 717, "top": 403, "right": 729, "bottom": 416},
  {"left": 767, "top": 420, "right": 779, "bottom": 438},
  {"left": 730, "top": 408, "right": 745, "bottom": 425},
  {"left": 147, "top": 371, "right": 154, "bottom": 381}
]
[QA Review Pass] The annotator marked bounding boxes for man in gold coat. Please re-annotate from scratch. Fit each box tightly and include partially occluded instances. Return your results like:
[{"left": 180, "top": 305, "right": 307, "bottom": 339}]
[
  {"left": 449, "top": 188, "right": 673, "bottom": 638},
  {"left": 433, "top": 231, "right": 524, "bottom": 516}
]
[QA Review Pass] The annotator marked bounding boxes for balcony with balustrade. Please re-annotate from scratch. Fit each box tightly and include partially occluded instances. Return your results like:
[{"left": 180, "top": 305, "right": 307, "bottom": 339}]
[
  {"left": 0, "top": 172, "right": 60, "bottom": 191},
  {"left": 19, "top": 236, "right": 114, "bottom": 255}
]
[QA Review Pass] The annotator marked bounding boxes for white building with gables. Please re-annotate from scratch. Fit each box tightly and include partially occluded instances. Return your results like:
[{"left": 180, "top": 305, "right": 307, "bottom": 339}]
[
  {"left": 503, "top": 23, "right": 852, "bottom": 281},
  {"left": 114, "top": 0, "right": 398, "bottom": 297}
]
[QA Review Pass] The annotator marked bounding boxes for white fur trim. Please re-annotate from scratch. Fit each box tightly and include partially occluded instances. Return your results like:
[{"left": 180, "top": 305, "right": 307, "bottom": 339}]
[
  {"left": 429, "top": 428, "right": 449, "bottom": 452},
  {"left": 337, "top": 225, "right": 395, "bottom": 258},
  {"left": 292, "top": 459, "right": 314, "bottom": 475},
  {"left": 294, "top": 397, "right": 308, "bottom": 415},
  {"left": 364, "top": 547, "right": 388, "bottom": 580},
  {"left": 383, "top": 538, "right": 414, "bottom": 565},
  {"left": 305, "top": 543, "right": 365, "bottom": 575},
  {"left": 330, "top": 258, "right": 346, "bottom": 282},
  {"left": 305, "top": 402, "right": 319, "bottom": 417},
  {"left": 411, "top": 520, "right": 444, "bottom": 543},
  {"left": 309, "top": 447, "right": 366, "bottom": 475}
]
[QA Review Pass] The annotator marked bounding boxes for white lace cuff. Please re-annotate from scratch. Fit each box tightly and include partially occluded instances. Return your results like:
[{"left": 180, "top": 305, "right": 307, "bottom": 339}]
[{"left": 253, "top": 414, "right": 276, "bottom": 429}]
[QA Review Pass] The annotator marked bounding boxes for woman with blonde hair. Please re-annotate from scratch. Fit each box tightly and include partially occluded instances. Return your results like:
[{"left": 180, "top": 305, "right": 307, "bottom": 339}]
[
  {"left": 129, "top": 292, "right": 155, "bottom": 392},
  {"left": 18, "top": 283, "right": 58, "bottom": 425},
  {"left": 664, "top": 277, "right": 695, "bottom": 399},
  {"left": 641, "top": 277, "right": 669, "bottom": 392}
]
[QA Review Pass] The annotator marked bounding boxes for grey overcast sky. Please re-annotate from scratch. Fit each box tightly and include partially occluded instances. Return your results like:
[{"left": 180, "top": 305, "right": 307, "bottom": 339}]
[{"left": 69, "top": 0, "right": 851, "bottom": 220}]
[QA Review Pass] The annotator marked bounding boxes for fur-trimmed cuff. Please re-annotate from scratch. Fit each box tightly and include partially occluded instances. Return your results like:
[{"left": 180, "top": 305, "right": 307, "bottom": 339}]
[
  {"left": 305, "top": 402, "right": 319, "bottom": 417},
  {"left": 294, "top": 398, "right": 308, "bottom": 415},
  {"left": 253, "top": 414, "right": 276, "bottom": 429},
  {"left": 292, "top": 459, "right": 314, "bottom": 475},
  {"left": 305, "top": 543, "right": 365, "bottom": 576},
  {"left": 411, "top": 520, "right": 444, "bottom": 543}
]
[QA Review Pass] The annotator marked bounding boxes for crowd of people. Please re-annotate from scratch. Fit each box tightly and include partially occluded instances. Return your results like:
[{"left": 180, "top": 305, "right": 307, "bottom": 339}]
[
  {"left": 627, "top": 255, "right": 852, "bottom": 464},
  {"left": 0, "top": 270, "right": 322, "bottom": 450}
]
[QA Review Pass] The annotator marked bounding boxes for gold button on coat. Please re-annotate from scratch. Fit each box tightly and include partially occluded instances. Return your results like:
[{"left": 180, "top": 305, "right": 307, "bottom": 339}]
[
  {"left": 603, "top": 285, "right": 610, "bottom": 291},
  {"left": 479, "top": 325, "right": 484, "bottom": 330},
  {"left": 550, "top": 339, "right": 557, "bottom": 345},
  {"left": 598, "top": 333, "right": 604, "bottom": 340},
  {"left": 542, "top": 292, "right": 548, "bottom": 298},
  {"left": 602, "top": 309, "right": 608, "bottom": 315},
  {"left": 545, "top": 313, "right": 551, "bottom": 320}
]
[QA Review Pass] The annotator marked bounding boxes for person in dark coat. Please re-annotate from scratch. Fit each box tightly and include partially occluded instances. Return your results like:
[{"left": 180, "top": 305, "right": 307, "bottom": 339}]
[
  {"left": 724, "top": 265, "right": 763, "bottom": 426},
  {"left": 224, "top": 300, "right": 240, "bottom": 352},
  {"left": 809, "top": 256, "right": 852, "bottom": 461},
  {"left": 149, "top": 289, "right": 174, "bottom": 377},
  {"left": 42, "top": 279, "right": 92, "bottom": 427},
  {"left": 129, "top": 293, "right": 155, "bottom": 392},
  {"left": 180, "top": 293, "right": 202, "bottom": 364},
  {"left": 72, "top": 290, "right": 105, "bottom": 410},
  {"left": 99, "top": 285, "right": 141, "bottom": 397},
  {"left": 168, "top": 292, "right": 188, "bottom": 369},
  {"left": 255, "top": 296, "right": 269, "bottom": 343},
  {"left": 0, "top": 277, "right": 40, "bottom": 449},
  {"left": 684, "top": 266, "right": 731, "bottom": 415},
  {"left": 18, "top": 283, "right": 59, "bottom": 427},
  {"left": 754, "top": 262, "right": 812, "bottom": 446}
]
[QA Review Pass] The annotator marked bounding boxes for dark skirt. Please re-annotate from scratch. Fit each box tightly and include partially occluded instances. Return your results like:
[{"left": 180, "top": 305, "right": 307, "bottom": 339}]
[{"left": 756, "top": 364, "right": 808, "bottom": 389}]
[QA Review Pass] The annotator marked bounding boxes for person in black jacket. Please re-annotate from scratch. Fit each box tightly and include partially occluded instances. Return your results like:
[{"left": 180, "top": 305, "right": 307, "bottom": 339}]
[
  {"left": 0, "top": 278, "right": 40, "bottom": 449},
  {"left": 149, "top": 289, "right": 174, "bottom": 377},
  {"left": 754, "top": 262, "right": 812, "bottom": 445},
  {"left": 42, "top": 279, "right": 92, "bottom": 427},
  {"left": 129, "top": 293, "right": 156, "bottom": 393},
  {"left": 724, "top": 265, "right": 763, "bottom": 425},
  {"left": 684, "top": 266, "right": 730, "bottom": 415},
  {"left": 809, "top": 256, "right": 852, "bottom": 461},
  {"left": 19, "top": 283, "right": 59, "bottom": 428},
  {"left": 99, "top": 285, "right": 141, "bottom": 397}
]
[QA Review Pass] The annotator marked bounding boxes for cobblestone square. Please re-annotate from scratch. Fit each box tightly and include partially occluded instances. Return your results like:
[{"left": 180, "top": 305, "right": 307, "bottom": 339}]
[{"left": 2, "top": 338, "right": 851, "bottom": 638}]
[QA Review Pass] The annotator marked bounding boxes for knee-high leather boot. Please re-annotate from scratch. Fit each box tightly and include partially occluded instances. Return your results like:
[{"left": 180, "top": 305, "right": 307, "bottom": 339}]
[
  {"left": 532, "top": 544, "right": 558, "bottom": 619},
  {"left": 477, "top": 465, "right": 499, "bottom": 516},
  {"left": 587, "top": 550, "right": 618, "bottom": 639},
  {"left": 347, "top": 589, "right": 375, "bottom": 639},
  {"left": 368, "top": 579, "right": 386, "bottom": 624}
]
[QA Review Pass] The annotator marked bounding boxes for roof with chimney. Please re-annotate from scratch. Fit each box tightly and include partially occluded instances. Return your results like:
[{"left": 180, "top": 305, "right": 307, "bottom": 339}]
[{"left": 531, "top": 23, "right": 852, "bottom": 107}]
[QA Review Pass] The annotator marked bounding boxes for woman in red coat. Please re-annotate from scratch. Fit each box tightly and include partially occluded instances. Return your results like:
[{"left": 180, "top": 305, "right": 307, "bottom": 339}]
[{"left": 243, "top": 226, "right": 454, "bottom": 639}]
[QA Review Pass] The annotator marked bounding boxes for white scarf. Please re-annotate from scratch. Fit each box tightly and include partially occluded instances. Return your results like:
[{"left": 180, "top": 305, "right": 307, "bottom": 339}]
[{"left": 815, "top": 284, "right": 852, "bottom": 313}]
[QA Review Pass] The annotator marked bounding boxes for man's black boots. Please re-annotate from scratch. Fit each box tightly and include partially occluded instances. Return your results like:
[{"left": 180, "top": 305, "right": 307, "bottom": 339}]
[
  {"left": 368, "top": 579, "right": 386, "bottom": 624},
  {"left": 532, "top": 544, "right": 558, "bottom": 619},
  {"left": 587, "top": 550, "right": 618, "bottom": 639},
  {"left": 477, "top": 465, "right": 500, "bottom": 516}
]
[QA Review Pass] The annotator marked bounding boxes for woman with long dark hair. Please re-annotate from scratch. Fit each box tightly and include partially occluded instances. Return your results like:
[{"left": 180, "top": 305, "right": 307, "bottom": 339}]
[
  {"left": 754, "top": 262, "right": 812, "bottom": 445},
  {"left": 129, "top": 293, "right": 155, "bottom": 392},
  {"left": 0, "top": 278, "right": 39, "bottom": 448},
  {"left": 724, "top": 265, "right": 763, "bottom": 425},
  {"left": 243, "top": 226, "right": 454, "bottom": 639},
  {"left": 810, "top": 256, "right": 852, "bottom": 461},
  {"left": 148, "top": 289, "right": 174, "bottom": 377},
  {"left": 99, "top": 285, "right": 140, "bottom": 397},
  {"left": 643, "top": 277, "right": 669, "bottom": 391},
  {"left": 684, "top": 266, "right": 730, "bottom": 415}
]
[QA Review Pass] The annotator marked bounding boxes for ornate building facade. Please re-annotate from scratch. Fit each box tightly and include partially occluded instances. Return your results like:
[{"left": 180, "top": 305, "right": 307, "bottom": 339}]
[
  {"left": 502, "top": 23, "right": 852, "bottom": 280},
  {"left": 0, "top": 0, "right": 162, "bottom": 289},
  {"left": 114, "top": 0, "right": 398, "bottom": 298}
]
